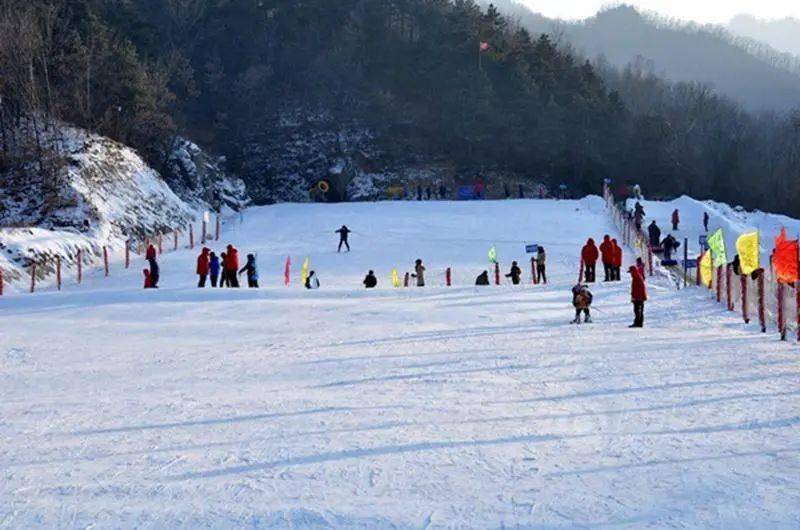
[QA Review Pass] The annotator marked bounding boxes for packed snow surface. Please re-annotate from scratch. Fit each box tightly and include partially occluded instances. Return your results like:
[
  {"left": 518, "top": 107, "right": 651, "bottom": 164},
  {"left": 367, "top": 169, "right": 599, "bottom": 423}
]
[{"left": 2, "top": 198, "right": 799, "bottom": 528}]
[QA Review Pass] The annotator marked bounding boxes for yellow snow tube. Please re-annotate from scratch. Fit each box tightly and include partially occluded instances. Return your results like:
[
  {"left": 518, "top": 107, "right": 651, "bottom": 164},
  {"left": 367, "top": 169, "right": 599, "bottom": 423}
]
[{"left": 317, "top": 180, "right": 330, "bottom": 193}]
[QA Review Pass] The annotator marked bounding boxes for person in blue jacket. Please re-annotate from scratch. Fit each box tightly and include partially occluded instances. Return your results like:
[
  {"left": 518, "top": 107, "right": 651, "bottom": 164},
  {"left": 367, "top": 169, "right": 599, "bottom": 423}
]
[
  {"left": 238, "top": 254, "right": 259, "bottom": 288},
  {"left": 209, "top": 251, "right": 221, "bottom": 287}
]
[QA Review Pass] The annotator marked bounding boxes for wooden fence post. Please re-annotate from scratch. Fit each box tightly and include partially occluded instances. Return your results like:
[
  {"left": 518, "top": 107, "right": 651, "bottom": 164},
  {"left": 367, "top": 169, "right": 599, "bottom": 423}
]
[
  {"left": 77, "top": 249, "right": 83, "bottom": 284},
  {"left": 757, "top": 272, "right": 766, "bottom": 333},
  {"left": 446, "top": 267, "right": 452, "bottom": 287},
  {"left": 174, "top": 231, "right": 179, "bottom": 251},
  {"left": 741, "top": 275, "right": 749, "bottom": 324},
  {"left": 778, "top": 282, "right": 786, "bottom": 341},
  {"left": 0, "top": 269, "right": 3, "bottom": 296},
  {"left": 103, "top": 246, "right": 109, "bottom": 277},
  {"left": 56, "top": 255, "right": 62, "bottom": 291},
  {"left": 726, "top": 264, "right": 734, "bottom": 311},
  {"left": 189, "top": 224, "right": 194, "bottom": 249},
  {"left": 216, "top": 215, "right": 221, "bottom": 241},
  {"left": 30, "top": 263, "right": 36, "bottom": 293},
  {"left": 494, "top": 263, "right": 500, "bottom": 286}
]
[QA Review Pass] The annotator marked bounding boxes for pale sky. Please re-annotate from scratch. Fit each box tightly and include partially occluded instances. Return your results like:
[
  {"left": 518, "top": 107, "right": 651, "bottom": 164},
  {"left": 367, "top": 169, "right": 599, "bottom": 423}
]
[{"left": 518, "top": 0, "right": 800, "bottom": 24}]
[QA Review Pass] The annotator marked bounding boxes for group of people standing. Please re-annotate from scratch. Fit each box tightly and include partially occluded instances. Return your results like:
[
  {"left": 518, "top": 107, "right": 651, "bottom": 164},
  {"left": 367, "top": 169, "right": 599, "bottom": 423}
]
[
  {"left": 196, "top": 245, "right": 259, "bottom": 289},
  {"left": 580, "top": 236, "right": 623, "bottom": 283}
]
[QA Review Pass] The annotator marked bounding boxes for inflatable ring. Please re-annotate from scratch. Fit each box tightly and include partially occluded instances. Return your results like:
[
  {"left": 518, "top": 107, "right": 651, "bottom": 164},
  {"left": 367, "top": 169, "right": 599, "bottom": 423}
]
[{"left": 317, "top": 180, "right": 330, "bottom": 193}]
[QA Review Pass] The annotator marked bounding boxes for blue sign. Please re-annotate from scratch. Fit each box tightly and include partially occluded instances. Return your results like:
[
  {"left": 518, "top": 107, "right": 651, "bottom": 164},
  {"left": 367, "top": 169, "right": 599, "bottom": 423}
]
[
  {"left": 458, "top": 186, "right": 475, "bottom": 200},
  {"left": 526, "top": 244, "right": 539, "bottom": 254},
  {"left": 683, "top": 259, "right": 698, "bottom": 269},
  {"left": 698, "top": 235, "right": 709, "bottom": 251}
]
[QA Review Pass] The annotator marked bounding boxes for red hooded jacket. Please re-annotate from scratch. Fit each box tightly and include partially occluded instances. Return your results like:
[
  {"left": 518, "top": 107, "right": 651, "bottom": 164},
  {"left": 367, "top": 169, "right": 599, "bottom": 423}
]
[
  {"left": 611, "top": 239, "right": 623, "bottom": 268},
  {"left": 581, "top": 239, "right": 599, "bottom": 264},
  {"left": 225, "top": 246, "right": 239, "bottom": 271},
  {"left": 196, "top": 248, "right": 210, "bottom": 275},
  {"left": 599, "top": 236, "right": 614, "bottom": 265},
  {"left": 146, "top": 244, "right": 157, "bottom": 260},
  {"left": 630, "top": 266, "right": 648, "bottom": 302}
]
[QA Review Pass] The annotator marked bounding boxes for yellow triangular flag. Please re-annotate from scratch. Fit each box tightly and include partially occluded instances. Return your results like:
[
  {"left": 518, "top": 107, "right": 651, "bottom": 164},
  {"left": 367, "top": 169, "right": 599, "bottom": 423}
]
[
  {"left": 391, "top": 268, "right": 401, "bottom": 288},
  {"left": 699, "top": 251, "right": 713, "bottom": 288},
  {"left": 736, "top": 232, "right": 759, "bottom": 276}
]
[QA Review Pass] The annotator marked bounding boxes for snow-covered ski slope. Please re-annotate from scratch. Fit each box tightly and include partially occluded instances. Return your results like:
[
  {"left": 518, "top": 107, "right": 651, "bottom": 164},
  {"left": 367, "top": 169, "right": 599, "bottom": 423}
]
[{"left": 2, "top": 198, "right": 800, "bottom": 529}]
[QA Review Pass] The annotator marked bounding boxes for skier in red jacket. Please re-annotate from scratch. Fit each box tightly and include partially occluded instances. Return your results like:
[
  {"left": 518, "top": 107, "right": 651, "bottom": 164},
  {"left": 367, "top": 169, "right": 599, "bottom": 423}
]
[
  {"left": 629, "top": 266, "right": 648, "bottom": 328},
  {"left": 611, "top": 239, "right": 623, "bottom": 281},
  {"left": 599, "top": 235, "right": 614, "bottom": 282},
  {"left": 146, "top": 244, "right": 157, "bottom": 261},
  {"left": 225, "top": 244, "right": 240, "bottom": 288},
  {"left": 196, "top": 247, "right": 210, "bottom": 288},
  {"left": 581, "top": 238, "right": 599, "bottom": 283}
]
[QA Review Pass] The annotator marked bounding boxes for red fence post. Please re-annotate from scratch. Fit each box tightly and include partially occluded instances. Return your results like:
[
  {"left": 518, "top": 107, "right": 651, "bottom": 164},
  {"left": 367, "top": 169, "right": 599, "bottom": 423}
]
[
  {"left": 77, "top": 249, "right": 83, "bottom": 284},
  {"left": 531, "top": 258, "right": 538, "bottom": 285},
  {"left": 189, "top": 224, "right": 194, "bottom": 249},
  {"left": 446, "top": 267, "right": 452, "bottom": 287},
  {"left": 757, "top": 272, "right": 766, "bottom": 333},
  {"left": 778, "top": 282, "right": 786, "bottom": 341},
  {"left": 103, "top": 246, "right": 109, "bottom": 277},
  {"left": 215, "top": 215, "right": 221, "bottom": 241},
  {"left": 0, "top": 269, "right": 4, "bottom": 296},
  {"left": 56, "top": 255, "right": 62, "bottom": 291},
  {"left": 202, "top": 219, "right": 207, "bottom": 245},
  {"left": 716, "top": 266, "right": 722, "bottom": 303},
  {"left": 726, "top": 264, "right": 733, "bottom": 311},
  {"left": 494, "top": 263, "right": 500, "bottom": 286},
  {"left": 30, "top": 263, "right": 36, "bottom": 293},
  {"left": 403, "top": 272, "right": 410, "bottom": 288},
  {"left": 648, "top": 246, "right": 654, "bottom": 277},
  {"left": 741, "top": 275, "right": 749, "bottom": 324}
]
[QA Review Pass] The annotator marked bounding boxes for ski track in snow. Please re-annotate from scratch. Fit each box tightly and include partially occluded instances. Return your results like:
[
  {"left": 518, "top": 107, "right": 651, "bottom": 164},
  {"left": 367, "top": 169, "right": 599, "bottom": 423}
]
[{"left": 1, "top": 198, "right": 800, "bottom": 529}]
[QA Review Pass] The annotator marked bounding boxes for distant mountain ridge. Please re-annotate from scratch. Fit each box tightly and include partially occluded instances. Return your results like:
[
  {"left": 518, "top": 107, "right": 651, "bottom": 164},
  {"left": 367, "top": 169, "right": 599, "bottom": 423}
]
[
  {"left": 728, "top": 14, "right": 800, "bottom": 57},
  {"left": 486, "top": 1, "right": 800, "bottom": 112}
]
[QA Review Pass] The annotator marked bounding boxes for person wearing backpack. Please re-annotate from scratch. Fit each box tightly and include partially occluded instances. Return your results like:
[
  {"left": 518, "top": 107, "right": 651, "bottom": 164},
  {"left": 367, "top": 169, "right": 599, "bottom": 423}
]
[{"left": 571, "top": 284, "right": 593, "bottom": 324}]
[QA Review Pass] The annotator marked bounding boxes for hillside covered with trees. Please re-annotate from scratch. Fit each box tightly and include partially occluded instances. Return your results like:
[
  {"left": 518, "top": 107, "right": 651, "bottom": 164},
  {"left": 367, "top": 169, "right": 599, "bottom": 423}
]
[{"left": 2, "top": 0, "right": 800, "bottom": 215}]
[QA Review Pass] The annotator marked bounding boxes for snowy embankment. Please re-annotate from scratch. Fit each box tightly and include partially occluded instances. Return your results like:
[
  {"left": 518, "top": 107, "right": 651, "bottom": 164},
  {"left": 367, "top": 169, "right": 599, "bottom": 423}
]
[{"left": 2, "top": 198, "right": 800, "bottom": 528}]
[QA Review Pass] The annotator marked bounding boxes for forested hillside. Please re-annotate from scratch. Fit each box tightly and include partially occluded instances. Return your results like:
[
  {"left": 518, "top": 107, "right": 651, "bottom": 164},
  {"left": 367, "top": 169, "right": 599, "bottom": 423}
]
[{"left": 3, "top": 1, "right": 800, "bottom": 215}]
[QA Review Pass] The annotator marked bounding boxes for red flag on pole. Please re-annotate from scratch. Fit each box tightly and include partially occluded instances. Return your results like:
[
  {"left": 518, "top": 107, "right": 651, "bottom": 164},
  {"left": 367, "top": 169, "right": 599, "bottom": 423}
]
[
  {"left": 284, "top": 256, "right": 291, "bottom": 286},
  {"left": 774, "top": 228, "right": 798, "bottom": 284}
]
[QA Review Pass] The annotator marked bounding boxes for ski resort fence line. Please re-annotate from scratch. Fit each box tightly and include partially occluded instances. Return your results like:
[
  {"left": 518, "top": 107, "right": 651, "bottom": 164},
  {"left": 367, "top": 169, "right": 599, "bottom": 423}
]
[
  {"left": 603, "top": 182, "right": 800, "bottom": 343},
  {"left": 1, "top": 214, "right": 224, "bottom": 296}
]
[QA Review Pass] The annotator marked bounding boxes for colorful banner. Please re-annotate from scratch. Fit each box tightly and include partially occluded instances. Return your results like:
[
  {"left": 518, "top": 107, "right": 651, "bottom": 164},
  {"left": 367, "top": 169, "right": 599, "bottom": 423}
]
[
  {"left": 301, "top": 258, "right": 309, "bottom": 285},
  {"left": 700, "top": 251, "right": 713, "bottom": 288},
  {"left": 392, "top": 268, "right": 401, "bottom": 288},
  {"left": 488, "top": 246, "right": 498, "bottom": 264},
  {"left": 707, "top": 229, "right": 727, "bottom": 267},
  {"left": 284, "top": 256, "right": 291, "bottom": 286},
  {"left": 736, "top": 232, "right": 760, "bottom": 276},
  {"left": 774, "top": 228, "right": 798, "bottom": 284}
]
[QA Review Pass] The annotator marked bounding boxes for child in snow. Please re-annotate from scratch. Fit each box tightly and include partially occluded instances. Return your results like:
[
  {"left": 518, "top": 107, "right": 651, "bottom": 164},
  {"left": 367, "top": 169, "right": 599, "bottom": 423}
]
[
  {"left": 305, "top": 270, "right": 320, "bottom": 289},
  {"left": 475, "top": 271, "right": 490, "bottom": 286},
  {"left": 143, "top": 269, "right": 151, "bottom": 289},
  {"left": 209, "top": 252, "right": 220, "bottom": 287},
  {"left": 571, "top": 284, "right": 593, "bottom": 324},
  {"left": 505, "top": 261, "right": 522, "bottom": 285},
  {"left": 336, "top": 225, "right": 352, "bottom": 252},
  {"left": 238, "top": 254, "right": 259, "bottom": 288},
  {"left": 363, "top": 270, "right": 378, "bottom": 288}
]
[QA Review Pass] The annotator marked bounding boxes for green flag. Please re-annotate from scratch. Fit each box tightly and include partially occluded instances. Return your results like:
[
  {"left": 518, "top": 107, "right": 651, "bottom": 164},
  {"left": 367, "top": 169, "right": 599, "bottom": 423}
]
[
  {"left": 488, "top": 246, "right": 498, "bottom": 264},
  {"left": 707, "top": 228, "right": 728, "bottom": 267}
]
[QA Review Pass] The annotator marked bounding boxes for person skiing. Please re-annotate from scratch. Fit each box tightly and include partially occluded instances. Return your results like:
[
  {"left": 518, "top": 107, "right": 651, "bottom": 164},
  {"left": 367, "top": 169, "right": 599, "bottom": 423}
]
[
  {"left": 238, "top": 253, "right": 259, "bottom": 288},
  {"left": 225, "top": 244, "right": 240, "bottom": 287},
  {"left": 412, "top": 259, "right": 426, "bottom": 287},
  {"left": 505, "top": 261, "right": 522, "bottom": 285},
  {"left": 703, "top": 212, "right": 710, "bottom": 233},
  {"left": 536, "top": 247, "right": 547, "bottom": 284},
  {"left": 600, "top": 235, "right": 614, "bottom": 282},
  {"left": 629, "top": 266, "right": 648, "bottom": 328},
  {"left": 671, "top": 208, "right": 680, "bottom": 231},
  {"left": 475, "top": 271, "right": 491, "bottom": 286},
  {"left": 146, "top": 256, "right": 159, "bottom": 288},
  {"left": 209, "top": 251, "right": 221, "bottom": 288},
  {"left": 571, "top": 283, "right": 593, "bottom": 324},
  {"left": 336, "top": 225, "right": 351, "bottom": 253},
  {"left": 611, "top": 239, "right": 623, "bottom": 281},
  {"left": 363, "top": 270, "right": 378, "bottom": 288},
  {"left": 196, "top": 247, "right": 210, "bottom": 288},
  {"left": 581, "top": 238, "right": 599, "bottom": 283},
  {"left": 305, "top": 270, "right": 320, "bottom": 289},
  {"left": 648, "top": 221, "right": 661, "bottom": 250}
]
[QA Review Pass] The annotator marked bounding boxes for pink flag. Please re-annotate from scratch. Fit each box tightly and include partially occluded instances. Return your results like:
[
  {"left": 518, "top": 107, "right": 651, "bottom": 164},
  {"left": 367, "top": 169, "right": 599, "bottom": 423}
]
[
  {"left": 284, "top": 256, "right": 291, "bottom": 286},
  {"left": 480, "top": 41, "right": 490, "bottom": 52}
]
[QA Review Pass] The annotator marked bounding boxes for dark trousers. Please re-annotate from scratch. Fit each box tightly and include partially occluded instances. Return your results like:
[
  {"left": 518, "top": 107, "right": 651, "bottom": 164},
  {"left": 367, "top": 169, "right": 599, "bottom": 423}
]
[
  {"left": 585, "top": 263, "right": 596, "bottom": 283},
  {"left": 198, "top": 274, "right": 207, "bottom": 288},
  {"left": 613, "top": 267, "right": 621, "bottom": 281},
  {"left": 537, "top": 264, "right": 546, "bottom": 284},
  {"left": 227, "top": 270, "right": 239, "bottom": 288},
  {"left": 672, "top": 222, "right": 679, "bottom": 231},
  {"left": 210, "top": 273, "right": 219, "bottom": 287},
  {"left": 603, "top": 262, "right": 613, "bottom": 281},
  {"left": 247, "top": 278, "right": 258, "bottom": 288},
  {"left": 574, "top": 308, "right": 590, "bottom": 321},
  {"left": 633, "top": 301, "right": 645, "bottom": 327},
  {"left": 338, "top": 239, "right": 350, "bottom": 252}
]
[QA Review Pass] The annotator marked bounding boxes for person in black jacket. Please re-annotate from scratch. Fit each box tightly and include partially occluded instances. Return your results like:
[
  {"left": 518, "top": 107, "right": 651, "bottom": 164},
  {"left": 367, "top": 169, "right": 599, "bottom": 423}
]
[
  {"left": 363, "top": 270, "right": 378, "bottom": 288},
  {"left": 475, "top": 271, "right": 491, "bottom": 286},
  {"left": 648, "top": 221, "right": 661, "bottom": 249},
  {"left": 147, "top": 257, "right": 159, "bottom": 288},
  {"left": 336, "top": 225, "right": 351, "bottom": 252},
  {"left": 505, "top": 261, "right": 522, "bottom": 285},
  {"left": 238, "top": 254, "right": 259, "bottom": 288}
]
